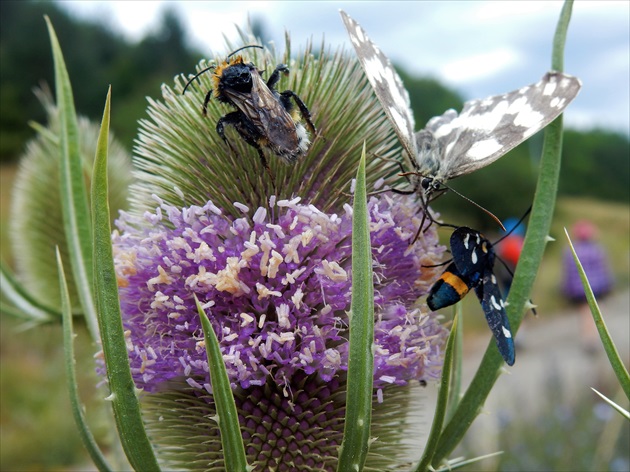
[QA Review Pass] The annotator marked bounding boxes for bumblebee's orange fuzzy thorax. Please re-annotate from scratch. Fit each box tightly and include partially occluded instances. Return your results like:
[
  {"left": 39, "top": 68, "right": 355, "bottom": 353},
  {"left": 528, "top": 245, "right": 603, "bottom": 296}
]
[{"left": 212, "top": 55, "right": 246, "bottom": 99}]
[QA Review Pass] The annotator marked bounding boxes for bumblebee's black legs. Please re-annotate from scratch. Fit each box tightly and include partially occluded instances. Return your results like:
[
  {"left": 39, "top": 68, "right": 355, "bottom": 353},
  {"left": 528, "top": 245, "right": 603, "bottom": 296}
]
[
  {"left": 216, "top": 113, "right": 240, "bottom": 147},
  {"left": 202, "top": 90, "right": 212, "bottom": 117},
  {"left": 266, "top": 64, "right": 290, "bottom": 89},
  {"left": 267, "top": 64, "right": 317, "bottom": 138},
  {"left": 216, "top": 113, "right": 276, "bottom": 189},
  {"left": 281, "top": 90, "right": 317, "bottom": 136}
]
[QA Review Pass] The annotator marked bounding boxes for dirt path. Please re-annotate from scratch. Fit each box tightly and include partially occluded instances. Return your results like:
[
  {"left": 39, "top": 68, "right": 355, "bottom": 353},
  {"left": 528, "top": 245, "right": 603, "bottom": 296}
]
[
  {"left": 464, "top": 289, "right": 629, "bottom": 404},
  {"left": 451, "top": 289, "right": 630, "bottom": 459}
]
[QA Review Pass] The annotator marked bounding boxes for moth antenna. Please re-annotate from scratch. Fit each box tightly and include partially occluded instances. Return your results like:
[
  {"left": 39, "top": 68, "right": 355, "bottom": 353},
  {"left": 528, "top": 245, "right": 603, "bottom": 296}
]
[
  {"left": 493, "top": 205, "right": 532, "bottom": 246},
  {"left": 423, "top": 260, "right": 452, "bottom": 269}
]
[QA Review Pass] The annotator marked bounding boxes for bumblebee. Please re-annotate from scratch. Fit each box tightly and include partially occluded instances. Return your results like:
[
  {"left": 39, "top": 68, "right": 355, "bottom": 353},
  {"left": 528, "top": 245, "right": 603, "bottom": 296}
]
[{"left": 183, "top": 45, "right": 317, "bottom": 178}]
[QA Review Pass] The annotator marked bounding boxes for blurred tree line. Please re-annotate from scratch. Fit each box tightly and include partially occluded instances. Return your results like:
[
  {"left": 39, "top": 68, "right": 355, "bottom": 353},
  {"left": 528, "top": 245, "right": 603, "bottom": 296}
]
[
  {"left": 1, "top": 1, "right": 628, "bottom": 229},
  {"left": 0, "top": 0, "right": 202, "bottom": 157}
]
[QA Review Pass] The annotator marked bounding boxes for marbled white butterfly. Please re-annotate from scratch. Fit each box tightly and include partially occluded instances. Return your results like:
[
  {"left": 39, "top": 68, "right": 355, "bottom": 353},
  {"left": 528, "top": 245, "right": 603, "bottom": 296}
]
[{"left": 340, "top": 10, "right": 582, "bottom": 214}]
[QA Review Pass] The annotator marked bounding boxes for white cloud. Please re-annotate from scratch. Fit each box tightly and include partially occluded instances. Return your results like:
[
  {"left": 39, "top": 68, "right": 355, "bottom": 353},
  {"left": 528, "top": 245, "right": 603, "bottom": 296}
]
[
  {"left": 55, "top": 0, "right": 630, "bottom": 132},
  {"left": 440, "top": 48, "right": 521, "bottom": 84}
]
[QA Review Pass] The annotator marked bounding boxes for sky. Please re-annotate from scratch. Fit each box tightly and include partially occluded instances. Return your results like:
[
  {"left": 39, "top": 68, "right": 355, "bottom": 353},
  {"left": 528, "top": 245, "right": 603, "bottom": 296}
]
[{"left": 58, "top": 1, "right": 630, "bottom": 134}]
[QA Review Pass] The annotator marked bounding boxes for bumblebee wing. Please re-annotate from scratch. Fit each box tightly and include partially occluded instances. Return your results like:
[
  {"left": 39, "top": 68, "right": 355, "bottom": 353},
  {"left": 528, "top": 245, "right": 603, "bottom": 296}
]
[
  {"left": 340, "top": 10, "right": 418, "bottom": 167},
  {"left": 253, "top": 75, "right": 300, "bottom": 149},
  {"left": 425, "top": 72, "right": 581, "bottom": 180},
  {"left": 226, "top": 73, "right": 299, "bottom": 151},
  {"left": 474, "top": 270, "right": 515, "bottom": 365},
  {"left": 449, "top": 227, "right": 493, "bottom": 283}
]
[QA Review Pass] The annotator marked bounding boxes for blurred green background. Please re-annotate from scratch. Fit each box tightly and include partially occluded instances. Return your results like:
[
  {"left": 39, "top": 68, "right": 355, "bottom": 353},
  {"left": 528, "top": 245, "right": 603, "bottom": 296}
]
[{"left": 1, "top": 1, "right": 628, "bottom": 471}]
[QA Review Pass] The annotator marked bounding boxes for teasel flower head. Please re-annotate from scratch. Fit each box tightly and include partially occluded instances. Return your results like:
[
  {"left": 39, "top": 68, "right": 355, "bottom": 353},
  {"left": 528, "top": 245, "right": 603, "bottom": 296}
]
[
  {"left": 9, "top": 86, "right": 131, "bottom": 313},
  {"left": 111, "top": 31, "right": 449, "bottom": 471}
]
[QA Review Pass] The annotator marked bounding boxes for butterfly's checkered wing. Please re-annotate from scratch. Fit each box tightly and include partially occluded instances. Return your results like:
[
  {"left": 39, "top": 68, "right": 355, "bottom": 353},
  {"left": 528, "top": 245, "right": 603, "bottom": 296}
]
[
  {"left": 474, "top": 270, "right": 515, "bottom": 365},
  {"left": 425, "top": 72, "right": 582, "bottom": 180},
  {"left": 340, "top": 10, "right": 418, "bottom": 165}
]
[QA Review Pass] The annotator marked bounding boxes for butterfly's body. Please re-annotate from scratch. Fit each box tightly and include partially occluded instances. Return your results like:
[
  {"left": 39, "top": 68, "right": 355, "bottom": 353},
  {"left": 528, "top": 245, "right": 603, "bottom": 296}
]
[{"left": 340, "top": 11, "right": 581, "bottom": 212}]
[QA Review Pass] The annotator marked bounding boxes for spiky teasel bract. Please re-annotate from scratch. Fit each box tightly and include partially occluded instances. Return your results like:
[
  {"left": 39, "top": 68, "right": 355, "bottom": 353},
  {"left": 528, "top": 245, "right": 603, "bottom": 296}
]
[
  {"left": 130, "top": 30, "right": 403, "bottom": 217},
  {"left": 111, "top": 28, "right": 449, "bottom": 471}
]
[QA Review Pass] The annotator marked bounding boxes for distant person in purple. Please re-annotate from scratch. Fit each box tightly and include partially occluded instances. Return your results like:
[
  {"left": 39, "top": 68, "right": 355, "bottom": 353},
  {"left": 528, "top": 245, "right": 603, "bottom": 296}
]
[{"left": 562, "top": 220, "right": 613, "bottom": 352}]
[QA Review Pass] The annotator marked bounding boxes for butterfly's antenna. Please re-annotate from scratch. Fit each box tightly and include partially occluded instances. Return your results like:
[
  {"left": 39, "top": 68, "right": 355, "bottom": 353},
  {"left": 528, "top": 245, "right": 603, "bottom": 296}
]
[
  {"left": 493, "top": 205, "right": 532, "bottom": 246},
  {"left": 442, "top": 183, "right": 506, "bottom": 232},
  {"left": 227, "top": 44, "right": 264, "bottom": 59},
  {"left": 182, "top": 65, "right": 216, "bottom": 94}
]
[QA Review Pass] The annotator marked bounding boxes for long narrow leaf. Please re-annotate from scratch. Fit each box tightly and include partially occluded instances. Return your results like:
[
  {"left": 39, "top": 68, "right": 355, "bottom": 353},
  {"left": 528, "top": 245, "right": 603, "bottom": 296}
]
[
  {"left": 0, "top": 261, "right": 58, "bottom": 321},
  {"left": 58, "top": 248, "right": 112, "bottom": 472},
  {"left": 92, "top": 87, "right": 160, "bottom": 471},
  {"left": 591, "top": 388, "right": 629, "bottom": 420},
  {"left": 565, "top": 229, "right": 630, "bottom": 400},
  {"left": 434, "top": 452, "right": 504, "bottom": 471},
  {"left": 195, "top": 297, "right": 249, "bottom": 471},
  {"left": 337, "top": 144, "right": 374, "bottom": 471},
  {"left": 445, "top": 304, "right": 464, "bottom": 424},
  {"left": 44, "top": 16, "right": 99, "bottom": 340},
  {"left": 415, "top": 314, "right": 458, "bottom": 471},
  {"left": 431, "top": 1, "right": 575, "bottom": 464}
]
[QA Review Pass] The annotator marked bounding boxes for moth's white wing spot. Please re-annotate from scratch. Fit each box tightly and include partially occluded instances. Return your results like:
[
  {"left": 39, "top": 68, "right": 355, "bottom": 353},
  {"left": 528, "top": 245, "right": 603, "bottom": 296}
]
[
  {"left": 466, "top": 138, "right": 502, "bottom": 161},
  {"left": 471, "top": 249, "right": 478, "bottom": 265},
  {"left": 463, "top": 232, "right": 470, "bottom": 249},
  {"left": 490, "top": 295, "right": 502, "bottom": 311},
  {"left": 490, "top": 274, "right": 497, "bottom": 284},
  {"left": 502, "top": 325, "right": 512, "bottom": 338}
]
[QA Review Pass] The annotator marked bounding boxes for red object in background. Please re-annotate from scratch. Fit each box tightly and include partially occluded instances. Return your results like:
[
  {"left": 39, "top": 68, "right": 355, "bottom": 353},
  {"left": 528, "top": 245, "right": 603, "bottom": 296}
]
[{"left": 499, "top": 234, "right": 524, "bottom": 268}]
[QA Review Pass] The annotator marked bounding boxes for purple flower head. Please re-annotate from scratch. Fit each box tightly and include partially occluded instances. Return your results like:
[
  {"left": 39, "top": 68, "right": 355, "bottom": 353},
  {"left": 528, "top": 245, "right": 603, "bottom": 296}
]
[{"left": 114, "top": 193, "right": 447, "bottom": 396}]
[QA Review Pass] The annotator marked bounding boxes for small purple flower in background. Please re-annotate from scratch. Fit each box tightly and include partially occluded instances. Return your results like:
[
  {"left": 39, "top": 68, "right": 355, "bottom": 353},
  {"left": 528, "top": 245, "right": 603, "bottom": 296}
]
[{"left": 108, "top": 34, "right": 449, "bottom": 471}]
